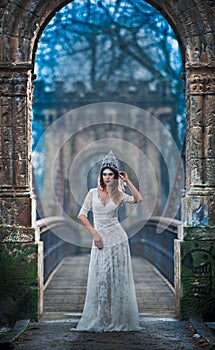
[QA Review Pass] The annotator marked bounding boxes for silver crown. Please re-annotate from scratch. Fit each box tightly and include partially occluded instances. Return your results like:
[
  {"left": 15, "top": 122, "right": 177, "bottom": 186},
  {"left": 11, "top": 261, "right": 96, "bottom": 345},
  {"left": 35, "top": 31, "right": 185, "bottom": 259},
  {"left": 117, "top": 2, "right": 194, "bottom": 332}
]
[{"left": 101, "top": 151, "right": 119, "bottom": 170}]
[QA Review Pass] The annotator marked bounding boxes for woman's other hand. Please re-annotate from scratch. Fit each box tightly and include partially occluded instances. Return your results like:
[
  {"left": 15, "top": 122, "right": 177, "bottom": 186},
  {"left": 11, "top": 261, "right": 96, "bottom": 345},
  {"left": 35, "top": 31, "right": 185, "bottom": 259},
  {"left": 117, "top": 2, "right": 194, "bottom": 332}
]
[{"left": 93, "top": 232, "right": 103, "bottom": 249}]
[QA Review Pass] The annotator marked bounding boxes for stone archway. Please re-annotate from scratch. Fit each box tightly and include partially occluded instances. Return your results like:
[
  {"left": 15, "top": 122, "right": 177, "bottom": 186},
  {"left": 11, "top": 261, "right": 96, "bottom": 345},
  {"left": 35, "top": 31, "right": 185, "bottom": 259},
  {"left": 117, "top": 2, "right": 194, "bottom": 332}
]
[{"left": 0, "top": 0, "right": 215, "bottom": 323}]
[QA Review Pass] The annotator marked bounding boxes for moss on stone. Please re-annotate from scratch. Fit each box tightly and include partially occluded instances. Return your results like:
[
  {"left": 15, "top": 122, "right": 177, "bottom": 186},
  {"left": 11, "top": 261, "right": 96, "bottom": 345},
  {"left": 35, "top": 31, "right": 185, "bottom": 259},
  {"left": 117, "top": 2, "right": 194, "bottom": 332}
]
[
  {"left": 180, "top": 240, "right": 215, "bottom": 321},
  {"left": 184, "top": 226, "right": 215, "bottom": 240}
]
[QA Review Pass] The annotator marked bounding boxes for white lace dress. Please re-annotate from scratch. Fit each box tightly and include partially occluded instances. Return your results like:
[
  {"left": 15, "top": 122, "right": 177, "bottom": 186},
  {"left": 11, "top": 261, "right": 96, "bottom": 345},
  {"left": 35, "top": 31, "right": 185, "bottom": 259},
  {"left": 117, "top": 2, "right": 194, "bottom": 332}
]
[{"left": 76, "top": 188, "right": 141, "bottom": 332}]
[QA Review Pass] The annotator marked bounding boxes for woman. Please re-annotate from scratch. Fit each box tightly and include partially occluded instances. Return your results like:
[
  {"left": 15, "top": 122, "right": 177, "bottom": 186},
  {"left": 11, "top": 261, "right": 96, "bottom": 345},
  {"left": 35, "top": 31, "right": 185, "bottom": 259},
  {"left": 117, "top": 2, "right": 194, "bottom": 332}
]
[{"left": 75, "top": 151, "right": 142, "bottom": 332}]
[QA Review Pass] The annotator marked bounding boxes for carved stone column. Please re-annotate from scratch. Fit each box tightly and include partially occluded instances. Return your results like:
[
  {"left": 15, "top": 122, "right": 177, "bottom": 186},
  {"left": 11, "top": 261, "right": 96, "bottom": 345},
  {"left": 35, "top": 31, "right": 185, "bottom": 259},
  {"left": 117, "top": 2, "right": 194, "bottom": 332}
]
[
  {"left": 183, "top": 65, "right": 215, "bottom": 228},
  {"left": 0, "top": 64, "right": 36, "bottom": 229},
  {"left": 175, "top": 64, "right": 215, "bottom": 320},
  {"left": 0, "top": 64, "right": 43, "bottom": 324}
]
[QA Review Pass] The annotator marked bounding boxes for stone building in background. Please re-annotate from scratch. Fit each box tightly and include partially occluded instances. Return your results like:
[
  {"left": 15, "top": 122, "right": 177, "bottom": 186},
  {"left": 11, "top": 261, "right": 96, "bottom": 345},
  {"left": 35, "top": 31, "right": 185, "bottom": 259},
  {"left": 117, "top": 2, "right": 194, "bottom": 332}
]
[{"left": 32, "top": 78, "right": 180, "bottom": 221}]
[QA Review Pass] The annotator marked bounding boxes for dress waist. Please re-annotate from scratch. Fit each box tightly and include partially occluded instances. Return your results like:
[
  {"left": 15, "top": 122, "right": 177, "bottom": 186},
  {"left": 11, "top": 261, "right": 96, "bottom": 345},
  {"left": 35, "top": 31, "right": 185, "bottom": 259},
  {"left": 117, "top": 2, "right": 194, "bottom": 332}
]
[{"left": 94, "top": 217, "right": 119, "bottom": 228}]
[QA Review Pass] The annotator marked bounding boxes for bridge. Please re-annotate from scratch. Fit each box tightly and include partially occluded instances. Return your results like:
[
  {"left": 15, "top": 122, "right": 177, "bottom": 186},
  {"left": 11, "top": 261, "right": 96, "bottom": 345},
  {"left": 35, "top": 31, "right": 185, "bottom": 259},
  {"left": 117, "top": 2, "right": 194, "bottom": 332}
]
[{"left": 37, "top": 216, "right": 180, "bottom": 321}]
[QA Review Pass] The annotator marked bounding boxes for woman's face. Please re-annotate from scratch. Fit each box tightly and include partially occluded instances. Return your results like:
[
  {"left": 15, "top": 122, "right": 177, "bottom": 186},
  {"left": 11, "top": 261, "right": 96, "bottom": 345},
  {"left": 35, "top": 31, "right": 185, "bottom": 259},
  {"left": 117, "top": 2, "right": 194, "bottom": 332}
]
[{"left": 102, "top": 168, "right": 115, "bottom": 187}]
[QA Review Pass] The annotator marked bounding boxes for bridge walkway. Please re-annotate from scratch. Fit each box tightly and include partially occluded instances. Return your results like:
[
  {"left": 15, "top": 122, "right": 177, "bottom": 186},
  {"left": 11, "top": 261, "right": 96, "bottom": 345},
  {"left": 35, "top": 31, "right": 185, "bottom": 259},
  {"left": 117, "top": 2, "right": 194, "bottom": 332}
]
[{"left": 41, "top": 255, "right": 176, "bottom": 320}]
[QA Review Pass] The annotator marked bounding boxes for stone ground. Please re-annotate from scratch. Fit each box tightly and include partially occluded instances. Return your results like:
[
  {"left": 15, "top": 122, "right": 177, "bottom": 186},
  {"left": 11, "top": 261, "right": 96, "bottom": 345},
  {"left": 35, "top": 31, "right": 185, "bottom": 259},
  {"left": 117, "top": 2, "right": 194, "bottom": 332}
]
[
  {"left": 9, "top": 255, "right": 214, "bottom": 349},
  {"left": 13, "top": 318, "right": 211, "bottom": 350}
]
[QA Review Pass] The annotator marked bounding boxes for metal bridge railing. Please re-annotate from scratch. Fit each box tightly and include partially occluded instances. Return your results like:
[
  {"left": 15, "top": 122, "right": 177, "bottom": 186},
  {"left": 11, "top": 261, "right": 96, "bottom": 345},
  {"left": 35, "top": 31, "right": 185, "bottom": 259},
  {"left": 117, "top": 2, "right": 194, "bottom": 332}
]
[
  {"left": 37, "top": 217, "right": 80, "bottom": 286},
  {"left": 129, "top": 217, "right": 181, "bottom": 287},
  {"left": 37, "top": 216, "right": 180, "bottom": 289}
]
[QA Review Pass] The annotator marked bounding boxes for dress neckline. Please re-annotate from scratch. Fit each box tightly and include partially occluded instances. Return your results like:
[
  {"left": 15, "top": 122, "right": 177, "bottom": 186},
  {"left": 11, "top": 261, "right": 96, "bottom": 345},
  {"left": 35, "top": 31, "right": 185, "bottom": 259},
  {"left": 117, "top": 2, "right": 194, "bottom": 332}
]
[{"left": 97, "top": 188, "right": 112, "bottom": 207}]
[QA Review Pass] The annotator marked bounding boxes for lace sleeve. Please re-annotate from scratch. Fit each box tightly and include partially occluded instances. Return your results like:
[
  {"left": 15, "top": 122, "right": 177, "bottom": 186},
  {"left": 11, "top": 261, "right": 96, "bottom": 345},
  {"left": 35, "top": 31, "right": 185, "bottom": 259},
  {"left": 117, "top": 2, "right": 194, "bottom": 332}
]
[
  {"left": 122, "top": 191, "right": 135, "bottom": 204},
  {"left": 78, "top": 189, "right": 93, "bottom": 217}
]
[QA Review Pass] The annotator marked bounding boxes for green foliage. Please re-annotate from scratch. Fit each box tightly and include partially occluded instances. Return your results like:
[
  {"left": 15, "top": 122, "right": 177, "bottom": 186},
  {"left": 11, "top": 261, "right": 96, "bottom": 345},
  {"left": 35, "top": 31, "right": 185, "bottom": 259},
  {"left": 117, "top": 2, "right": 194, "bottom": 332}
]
[
  {"left": 0, "top": 243, "right": 38, "bottom": 326},
  {"left": 180, "top": 240, "right": 215, "bottom": 320}
]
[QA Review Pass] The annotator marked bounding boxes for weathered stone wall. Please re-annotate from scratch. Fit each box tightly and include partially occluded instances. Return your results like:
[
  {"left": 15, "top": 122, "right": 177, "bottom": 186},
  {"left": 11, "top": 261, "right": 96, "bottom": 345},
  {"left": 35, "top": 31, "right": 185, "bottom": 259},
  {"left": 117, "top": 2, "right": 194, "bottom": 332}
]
[
  {"left": 183, "top": 66, "right": 215, "bottom": 226},
  {"left": 0, "top": 64, "right": 41, "bottom": 324},
  {"left": 0, "top": 67, "right": 36, "bottom": 227},
  {"left": 175, "top": 236, "right": 215, "bottom": 321},
  {"left": 0, "top": 0, "right": 214, "bottom": 322},
  {"left": 177, "top": 53, "right": 215, "bottom": 319}
]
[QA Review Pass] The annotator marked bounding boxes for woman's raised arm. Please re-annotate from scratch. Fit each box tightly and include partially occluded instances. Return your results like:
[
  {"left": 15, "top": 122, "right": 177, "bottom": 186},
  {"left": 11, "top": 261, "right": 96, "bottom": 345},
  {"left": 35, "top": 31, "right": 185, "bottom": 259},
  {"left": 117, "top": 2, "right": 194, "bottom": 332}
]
[{"left": 119, "top": 171, "right": 143, "bottom": 203}]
